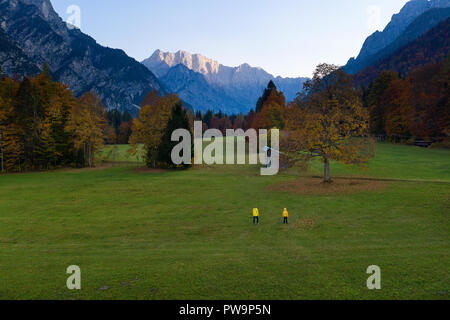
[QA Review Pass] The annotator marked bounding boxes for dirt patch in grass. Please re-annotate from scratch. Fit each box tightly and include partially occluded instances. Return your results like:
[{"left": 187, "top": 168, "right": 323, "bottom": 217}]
[
  {"left": 133, "top": 167, "right": 168, "bottom": 174},
  {"left": 271, "top": 178, "right": 388, "bottom": 195},
  {"left": 60, "top": 164, "right": 114, "bottom": 172},
  {"left": 290, "top": 218, "right": 316, "bottom": 230}
]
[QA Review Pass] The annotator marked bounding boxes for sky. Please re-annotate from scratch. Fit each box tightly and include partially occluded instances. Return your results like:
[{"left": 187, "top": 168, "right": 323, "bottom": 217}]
[{"left": 51, "top": 0, "right": 410, "bottom": 78}]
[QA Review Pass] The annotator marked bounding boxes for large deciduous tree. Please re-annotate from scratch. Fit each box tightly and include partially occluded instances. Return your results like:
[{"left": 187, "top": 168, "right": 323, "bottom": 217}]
[
  {"left": 66, "top": 91, "right": 108, "bottom": 167},
  {"left": 129, "top": 91, "right": 181, "bottom": 168},
  {"left": 284, "top": 64, "right": 375, "bottom": 183}
]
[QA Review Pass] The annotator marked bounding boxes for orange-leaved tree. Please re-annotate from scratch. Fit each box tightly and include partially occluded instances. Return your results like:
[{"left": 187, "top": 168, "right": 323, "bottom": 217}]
[
  {"left": 253, "top": 81, "right": 286, "bottom": 130},
  {"left": 283, "top": 64, "right": 375, "bottom": 183}
]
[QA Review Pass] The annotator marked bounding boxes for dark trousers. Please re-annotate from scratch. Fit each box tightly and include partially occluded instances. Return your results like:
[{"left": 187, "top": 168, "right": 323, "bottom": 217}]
[
  {"left": 283, "top": 217, "right": 288, "bottom": 224},
  {"left": 253, "top": 217, "right": 259, "bottom": 224}
]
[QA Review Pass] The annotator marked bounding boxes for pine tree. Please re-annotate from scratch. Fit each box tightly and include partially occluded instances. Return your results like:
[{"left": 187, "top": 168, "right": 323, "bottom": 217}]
[
  {"left": 42, "top": 62, "right": 52, "bottom": 81},
  {"left": 122, "top": 110, "right": 133, "bottom": 123},
  {"left": 0, "top": 65, "right": 5, "bottom": 80},
  {"left": 203, "top": 110, "right": 213, "bottom": 128},
  {"left": 195, "top": 110, "right": 203, "bottom": 121},
  {"left": 253, "top": 88, "right": 286, "bottom": 130},
  {"left": 256, "top": 80, "right": 277, "bottom": 113},
  {"left": 157, "top": 102, "right": 192, "bottom": 169}
]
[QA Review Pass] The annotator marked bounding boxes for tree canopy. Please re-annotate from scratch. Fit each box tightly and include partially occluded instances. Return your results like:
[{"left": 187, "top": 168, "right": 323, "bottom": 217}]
[
  {"left": 129, "top": 91, "right": 182, "bottom": 167},
  {"left": 283, "top": 64, "right": 375, "bottom": 183}
]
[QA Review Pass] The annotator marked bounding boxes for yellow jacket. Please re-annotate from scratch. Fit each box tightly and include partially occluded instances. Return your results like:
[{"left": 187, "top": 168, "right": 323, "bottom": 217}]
[
  {"left": 283, "top": 209, "right": 289, "bottom": 218},
  {"left": 253, "top": 208, "right": 259, "bottom": 217}
]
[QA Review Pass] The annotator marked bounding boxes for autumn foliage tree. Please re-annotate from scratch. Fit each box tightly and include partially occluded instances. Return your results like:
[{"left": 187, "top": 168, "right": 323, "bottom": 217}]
[
  {"left": 382, "top": 79, "right": 414, "bottom": 141},
  {"left": 284, "top": 64, "right": 375, "bottom": 183},
  {"left": 0, "top": 95, "right": 6, "bottom": 172},
  {"left": 66, "top": 91, "right": 108, "bottom": 167},
  {"left": 0, "top": 77, "right": 23, "bottom": 171},
  {"left": 0, "top": 70, "right": 87, "bottom": 171},
  {"left": 0, "top": 69, "right": 115, "bottom": 172},
  {"left": 366, "top": 70, "right": 399, "bottom": 136},
  {"left": 366, "top": 56, "right": 449, "bottom": 145},
  {"left": 252, "top": 81, "right": 286, "bottom": 130},
  {"left": 107, "top": 109, "right": 133, "bottom": 144},
  {"left": 129, "top": 91, "right": 182, "bottom": 168}
]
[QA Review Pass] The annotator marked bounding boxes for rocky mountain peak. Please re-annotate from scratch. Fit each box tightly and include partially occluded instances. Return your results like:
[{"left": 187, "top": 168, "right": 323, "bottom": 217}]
[
  {"left": 143, "top": 49, "right": 221, "bottom": 78},
  {"left": 21, "top": 0, "right": 60, "bottom": 23},
  {"left": 345, "top": 0, "right": 450, "bottom": 74},
  {"left": 0, "top": 0, "right": 163, "bottom": 114}
]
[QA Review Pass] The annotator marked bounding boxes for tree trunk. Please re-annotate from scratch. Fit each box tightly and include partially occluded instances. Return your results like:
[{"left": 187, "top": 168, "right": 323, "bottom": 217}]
[
  {"left": 149, "top": 149, "right": 156, "bottom": 168},
  {"left": 0, "top": 132, "right": 3, "bottom": 172},
  {"left": 88, "top": 142, "right": 93, "bottom": 168},
  {"left": 323, "top": 157, "right": 331, "bottom": 183},
  {"left": 90, "top": 145, "right": 94, "bottom": 168},
  {"left": 83, "top": 143, "right": 87, "bottom": 167}
]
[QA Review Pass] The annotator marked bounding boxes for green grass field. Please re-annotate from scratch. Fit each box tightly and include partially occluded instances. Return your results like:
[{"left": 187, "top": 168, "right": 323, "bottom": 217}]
[{"left": 0, "top": 143, "right": 449, "bottom": 300}]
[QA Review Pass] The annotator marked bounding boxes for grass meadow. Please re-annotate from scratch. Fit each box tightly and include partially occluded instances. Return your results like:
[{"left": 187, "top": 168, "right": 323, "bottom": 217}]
[{"left": 0, "top": 143, "right": 448, "bottom": 300}]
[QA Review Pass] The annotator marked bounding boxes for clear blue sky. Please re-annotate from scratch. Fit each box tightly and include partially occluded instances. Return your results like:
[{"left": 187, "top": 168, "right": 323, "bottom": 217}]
[{"left": 51, "top": 0, "right": 409, "bottom": 78}]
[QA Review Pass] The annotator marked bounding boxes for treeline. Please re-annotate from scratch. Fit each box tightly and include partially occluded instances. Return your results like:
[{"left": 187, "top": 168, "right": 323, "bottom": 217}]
[
  {"left": 237, "top": 60, "right": 449, "bottom": 148},
  {"left": 195, "top": 80, "right": 287, "bottom": 132},
  {"left": 129, "top": 83, "right": 290, "bottom": 169},
  {"left": 0, "top": 66, "right": 114, "bottom": 172},
  {"left": 2, "top": 55, "right": 446, "bottom": 173},
  {"left": 355, "top": 18, "right": 450, "bottom": 88},
  {"left": 107, "top": 109, "right": 133, "bottom": 144},
  {"left": 364, "top": 56, "right": 449, "bottom": 146},
  {"left": 193, "top": 110, "right": 244, "bottom": 133}
]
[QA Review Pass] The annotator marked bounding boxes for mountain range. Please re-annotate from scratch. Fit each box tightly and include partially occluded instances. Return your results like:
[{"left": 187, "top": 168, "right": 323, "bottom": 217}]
[
  {"left": 142, "top": 50, "right": 308, "bottom": 114},
  {"left": 0, "top": 0, "right": 163, "bottom": 115},
  {"left": 345, "top": 0, "right": 450, "bottom": 74},
  {"left": 0, "top": 0, "right": 448, "bottom": 116}
]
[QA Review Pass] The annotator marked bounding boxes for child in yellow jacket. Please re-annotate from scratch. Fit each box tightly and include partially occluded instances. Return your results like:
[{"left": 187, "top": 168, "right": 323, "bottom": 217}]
[{"left": 283, "top": 208, "right": 289, "bottom": 224}]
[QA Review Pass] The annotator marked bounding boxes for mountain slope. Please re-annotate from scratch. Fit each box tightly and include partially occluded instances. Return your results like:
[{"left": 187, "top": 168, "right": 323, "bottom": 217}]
[
  {"left": 354, "top": 17, "right": 450, "bottom": 87},
  {"left": 0, "top": 28, "right": 40, "bottom": 76},
  {"left": 161, "top": 64, "right": 243, "bottom": 114},
  {"left": 143, "top": 50, "right": 308, "bottom": 113},
  {"left": 345, "top": 0, "right": 450, "bottom": 74},
  {"left": 0, "top": 0, "right": 163, "bottom": 114}
]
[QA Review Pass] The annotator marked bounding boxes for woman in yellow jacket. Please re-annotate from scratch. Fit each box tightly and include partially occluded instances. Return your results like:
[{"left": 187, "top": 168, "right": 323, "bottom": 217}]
[{"left": 283, "top": 208, "right": 289, "bottom": 224}]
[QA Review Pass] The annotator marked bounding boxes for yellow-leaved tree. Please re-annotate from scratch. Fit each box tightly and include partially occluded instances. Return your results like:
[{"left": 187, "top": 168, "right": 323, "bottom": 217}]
[
  {"left": 0, "top": 94, "right": 6, "bottom": 172},
  {"left": 66, "top": 91, "right": 108, "bottom": 167},
  {"left": 0, "top": 77, "right": 25, "bottom": 172},
  {"left": 129, "top": 91, "right": 181, "bottom": 168},
  {"left": 283, "top": 64, "right": 375, "bottom": 183}
]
